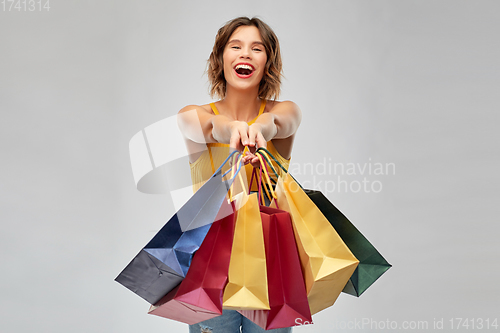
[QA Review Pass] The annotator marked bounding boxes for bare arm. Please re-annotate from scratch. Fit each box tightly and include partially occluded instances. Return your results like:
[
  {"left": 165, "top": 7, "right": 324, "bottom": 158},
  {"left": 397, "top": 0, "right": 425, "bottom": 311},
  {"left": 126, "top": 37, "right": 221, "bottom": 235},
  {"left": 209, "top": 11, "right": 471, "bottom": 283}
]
[{"left": 177, "top": 105, "right": 217, "bottom": 144}]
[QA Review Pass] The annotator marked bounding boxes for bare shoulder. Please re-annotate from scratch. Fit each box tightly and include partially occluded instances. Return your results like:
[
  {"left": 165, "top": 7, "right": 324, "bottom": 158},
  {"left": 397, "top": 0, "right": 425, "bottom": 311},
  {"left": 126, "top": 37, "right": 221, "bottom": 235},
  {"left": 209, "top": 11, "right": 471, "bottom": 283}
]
[
  {"left": 265, "top": 100, "right": 302, "bottom": 128},
  {"left": 265, "top": 100, "right": 301, "bottom": 115},
  {"left": 178, "top": 103, "right": 214, "bottom": 115}
]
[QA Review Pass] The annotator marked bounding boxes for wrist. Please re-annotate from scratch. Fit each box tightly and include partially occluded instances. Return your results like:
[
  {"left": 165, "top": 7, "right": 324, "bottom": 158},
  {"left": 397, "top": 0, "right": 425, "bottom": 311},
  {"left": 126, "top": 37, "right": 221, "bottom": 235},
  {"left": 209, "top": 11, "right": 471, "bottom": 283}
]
[
  {"left": 252, "top": 117, "right": 277, "bottom": 141},
  {"left": 212, "top": 115, "right": 231, "bottom": 143}
]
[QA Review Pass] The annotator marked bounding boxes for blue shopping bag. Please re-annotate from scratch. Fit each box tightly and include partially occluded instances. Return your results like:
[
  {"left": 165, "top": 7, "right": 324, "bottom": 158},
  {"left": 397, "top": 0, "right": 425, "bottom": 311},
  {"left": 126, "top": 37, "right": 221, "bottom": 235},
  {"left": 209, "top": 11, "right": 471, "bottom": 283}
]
[{"left": 115, "top": 151, "right": 242, "bottom": 304}]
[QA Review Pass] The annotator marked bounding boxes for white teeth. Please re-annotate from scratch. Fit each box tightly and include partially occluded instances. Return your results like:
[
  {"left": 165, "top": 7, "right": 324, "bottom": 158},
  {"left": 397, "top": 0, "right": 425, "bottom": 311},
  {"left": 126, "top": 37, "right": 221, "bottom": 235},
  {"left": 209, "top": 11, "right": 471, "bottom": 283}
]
[{"left": 235, "top": 64, "right": 253, "bottom": 71}]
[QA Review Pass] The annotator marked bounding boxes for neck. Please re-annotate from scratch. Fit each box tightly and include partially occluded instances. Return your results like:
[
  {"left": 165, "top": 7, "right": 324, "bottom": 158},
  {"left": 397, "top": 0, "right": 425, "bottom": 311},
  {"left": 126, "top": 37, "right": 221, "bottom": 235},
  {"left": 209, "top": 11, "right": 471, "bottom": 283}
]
[{"left": 219, "top": 85, "right": 262, "bottom": 122}]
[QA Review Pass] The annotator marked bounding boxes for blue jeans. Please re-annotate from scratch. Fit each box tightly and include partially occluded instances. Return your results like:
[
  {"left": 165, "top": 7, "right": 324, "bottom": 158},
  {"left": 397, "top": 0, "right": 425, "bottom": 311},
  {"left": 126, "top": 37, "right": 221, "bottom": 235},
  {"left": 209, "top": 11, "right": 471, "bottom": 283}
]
[{"left": 188, "top": 310, "right": 293, "bottom": 333}]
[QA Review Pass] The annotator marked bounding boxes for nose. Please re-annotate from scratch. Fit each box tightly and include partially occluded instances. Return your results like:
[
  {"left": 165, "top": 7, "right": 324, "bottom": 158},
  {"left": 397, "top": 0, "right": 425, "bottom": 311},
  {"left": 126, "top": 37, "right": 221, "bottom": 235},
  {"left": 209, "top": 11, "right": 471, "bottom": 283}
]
[{"left": 239, "top": 46, "right": 251, "bottom": 59}]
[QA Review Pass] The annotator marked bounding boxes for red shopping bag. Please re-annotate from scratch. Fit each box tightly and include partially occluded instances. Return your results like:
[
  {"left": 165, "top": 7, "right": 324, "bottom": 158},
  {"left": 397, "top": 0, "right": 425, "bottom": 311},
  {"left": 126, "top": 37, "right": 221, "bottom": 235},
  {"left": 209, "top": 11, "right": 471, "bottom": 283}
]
[
  {"left": 148, "top": 193, "right": 237, "bottom": 324},
  {"left": 239, "top": 157, "right": 312, "bottom": 329}
]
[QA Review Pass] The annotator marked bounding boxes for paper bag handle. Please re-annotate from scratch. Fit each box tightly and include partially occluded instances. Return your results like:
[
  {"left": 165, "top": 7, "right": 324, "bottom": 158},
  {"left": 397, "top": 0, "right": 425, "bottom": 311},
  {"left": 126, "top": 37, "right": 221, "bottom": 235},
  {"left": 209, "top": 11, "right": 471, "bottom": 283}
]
[{"left": 256, "top": 147, "right": 303, "bottom": 189}]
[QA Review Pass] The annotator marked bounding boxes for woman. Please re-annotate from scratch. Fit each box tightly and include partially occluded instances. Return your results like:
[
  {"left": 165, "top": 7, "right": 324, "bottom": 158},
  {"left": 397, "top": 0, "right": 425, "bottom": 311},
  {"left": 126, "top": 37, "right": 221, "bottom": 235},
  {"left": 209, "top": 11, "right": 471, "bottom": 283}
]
[{"left": 178, "top": 16, "right": 301, "bottom": 333}]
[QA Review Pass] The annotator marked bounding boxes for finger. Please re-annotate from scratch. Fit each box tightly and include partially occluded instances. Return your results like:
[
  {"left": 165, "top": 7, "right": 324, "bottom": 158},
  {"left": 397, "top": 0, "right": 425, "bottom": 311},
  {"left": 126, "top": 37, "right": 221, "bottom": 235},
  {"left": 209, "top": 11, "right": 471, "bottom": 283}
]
[
  {"left": 239, "top": 127, "right": 249, "bottom": 147},
  {"left": 247, "top": 126, "right": 257, "bottom": 147},
  {"left": 250, "top": 158, "right": 261, "bottom": 169},
  {"left": 245, "top": 151, "right": 257, "bottom": 162},
  {"left": 230, "top": 130, "right": 244, "bottom": 152},
  {"left": 255, "top": 132, "right": 267, "bottom": 149},
  {"left": 229, "top": 131, "right": 239, "bottom": 149}
]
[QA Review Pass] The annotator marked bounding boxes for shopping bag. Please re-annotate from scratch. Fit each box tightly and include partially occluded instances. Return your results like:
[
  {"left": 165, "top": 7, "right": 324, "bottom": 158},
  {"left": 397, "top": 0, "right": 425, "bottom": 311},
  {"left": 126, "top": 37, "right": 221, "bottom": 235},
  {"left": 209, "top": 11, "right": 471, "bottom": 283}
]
[
  {"left": 239, "top": 159, "right": 311, "bottom": 329},
  {"left": 256, "top": 147, "right": 391, "bottom": 298},
  {"left": 222, "top": 168, "right": 269, "bottom": 310},
  {"left": 239, "top": 206, "right": 312, "bottom": 329},
  {"left": 275, "top": 173, "right": 359, "bottom": 314},
  {"left": 304, "top": 190, "right": 391, "bottom": 296},
  {"left": 253, "top": 149, "right": 358, "bottom": 315},
  {"left": 148, "top": 199, "right": 236, "bottom": 324},
  {"left": 115, "top": 151, "right": 241, "bottom": 304}
]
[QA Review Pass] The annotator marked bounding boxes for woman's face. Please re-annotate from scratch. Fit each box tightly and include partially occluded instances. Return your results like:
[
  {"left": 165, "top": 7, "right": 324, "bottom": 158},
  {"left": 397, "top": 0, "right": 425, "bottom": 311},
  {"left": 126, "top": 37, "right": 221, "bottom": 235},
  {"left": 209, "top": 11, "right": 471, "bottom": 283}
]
[{"left": 222, "top": 25, "right": 267, "bottom": 92}]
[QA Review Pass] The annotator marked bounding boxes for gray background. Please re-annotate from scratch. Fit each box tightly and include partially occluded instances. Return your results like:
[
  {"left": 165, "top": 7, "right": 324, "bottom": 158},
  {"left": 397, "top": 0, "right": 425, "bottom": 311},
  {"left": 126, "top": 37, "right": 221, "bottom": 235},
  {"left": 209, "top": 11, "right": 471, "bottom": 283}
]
[{"left": 1, "top": 1, "right": 498, "bottom": 332}]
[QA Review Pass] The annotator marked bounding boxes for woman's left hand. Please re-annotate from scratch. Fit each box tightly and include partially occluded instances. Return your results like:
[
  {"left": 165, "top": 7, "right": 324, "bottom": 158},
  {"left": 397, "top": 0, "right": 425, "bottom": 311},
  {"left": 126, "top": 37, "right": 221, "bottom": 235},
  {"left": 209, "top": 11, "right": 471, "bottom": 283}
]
[{"left": 247, "top": 123, "right": 268, "bottom": 151}]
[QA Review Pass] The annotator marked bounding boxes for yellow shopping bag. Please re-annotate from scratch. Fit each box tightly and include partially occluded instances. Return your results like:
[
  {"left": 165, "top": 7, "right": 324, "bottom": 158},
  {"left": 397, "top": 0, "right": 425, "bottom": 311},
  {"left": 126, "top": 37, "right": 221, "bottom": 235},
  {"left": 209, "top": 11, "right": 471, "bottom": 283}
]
[
  {"left": 275, "top": 172, "right": 359, "bottom": 315},
  {"left": 222, "top": 163, "right": 270, "bottom": 310}
]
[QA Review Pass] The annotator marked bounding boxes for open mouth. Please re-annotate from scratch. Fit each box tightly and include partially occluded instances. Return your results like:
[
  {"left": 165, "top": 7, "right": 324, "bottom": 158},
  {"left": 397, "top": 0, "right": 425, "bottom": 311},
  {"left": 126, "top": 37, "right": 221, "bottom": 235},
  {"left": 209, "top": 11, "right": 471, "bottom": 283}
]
[{"left": 234, "top": 64, "right": 254, "bottom": 77}]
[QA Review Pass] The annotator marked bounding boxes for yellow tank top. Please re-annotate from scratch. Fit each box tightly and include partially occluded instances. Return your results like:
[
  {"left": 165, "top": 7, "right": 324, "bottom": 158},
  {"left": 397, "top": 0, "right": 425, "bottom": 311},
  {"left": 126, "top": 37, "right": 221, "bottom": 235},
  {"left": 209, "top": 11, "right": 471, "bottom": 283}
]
[{"left": 189, "top": 99, "right": 290, "bottom": 193}]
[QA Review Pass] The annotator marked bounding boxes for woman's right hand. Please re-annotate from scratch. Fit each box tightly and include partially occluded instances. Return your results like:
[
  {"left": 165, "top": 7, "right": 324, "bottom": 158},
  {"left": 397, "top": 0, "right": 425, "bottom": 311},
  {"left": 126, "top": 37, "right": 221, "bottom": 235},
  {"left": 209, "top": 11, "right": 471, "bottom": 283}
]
[{"left": 228, "top": 120, "right": 250, "bottom": 153}]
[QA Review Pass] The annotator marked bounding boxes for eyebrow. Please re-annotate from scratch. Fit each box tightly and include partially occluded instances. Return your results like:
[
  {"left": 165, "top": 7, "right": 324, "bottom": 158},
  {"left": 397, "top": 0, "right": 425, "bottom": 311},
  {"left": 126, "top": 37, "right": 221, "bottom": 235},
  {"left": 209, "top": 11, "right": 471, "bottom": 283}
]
[{"left": 227, "top": 39, "right": 265, "bottom": 46}]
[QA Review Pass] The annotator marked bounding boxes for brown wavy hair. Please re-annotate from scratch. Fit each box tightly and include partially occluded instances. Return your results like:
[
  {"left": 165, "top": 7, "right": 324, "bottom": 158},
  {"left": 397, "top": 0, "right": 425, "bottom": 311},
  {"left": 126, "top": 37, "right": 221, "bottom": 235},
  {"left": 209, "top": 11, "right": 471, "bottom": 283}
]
[{"left": 206, "top": 16, "right": 283, "bottom": 101}]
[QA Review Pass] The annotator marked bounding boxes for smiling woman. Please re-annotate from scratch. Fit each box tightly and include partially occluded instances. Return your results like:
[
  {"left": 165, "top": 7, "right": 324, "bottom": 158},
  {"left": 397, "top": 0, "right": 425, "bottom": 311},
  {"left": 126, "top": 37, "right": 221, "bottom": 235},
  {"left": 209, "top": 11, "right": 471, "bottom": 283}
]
[
  {"left": 177, "top": 16, "right": 301, "bottom": 333},
  {"left": 206, "top": 16, "right": 283, "bottom": 102}
]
